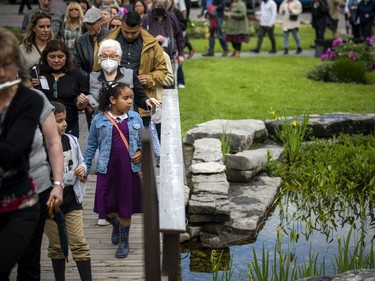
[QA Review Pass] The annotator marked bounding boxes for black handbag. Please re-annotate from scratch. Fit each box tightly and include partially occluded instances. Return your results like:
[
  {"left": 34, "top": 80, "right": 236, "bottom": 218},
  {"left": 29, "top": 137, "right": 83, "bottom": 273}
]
[{"left": 289, "top": 14, "right": 298, "bottom": 21}]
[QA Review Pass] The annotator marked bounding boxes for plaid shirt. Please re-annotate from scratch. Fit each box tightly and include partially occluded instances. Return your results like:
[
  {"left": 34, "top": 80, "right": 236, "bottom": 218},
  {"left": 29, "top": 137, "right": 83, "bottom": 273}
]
[{"left": 64, "top": 26, "right": 82, "bottom": 57}]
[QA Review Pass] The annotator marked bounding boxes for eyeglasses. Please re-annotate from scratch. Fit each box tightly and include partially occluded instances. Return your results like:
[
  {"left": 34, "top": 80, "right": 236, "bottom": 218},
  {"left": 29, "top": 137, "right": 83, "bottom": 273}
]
[
  {"left": 70, "top": 8, "right": 79, "bottom": 11},
  {"left": 53, "top": 79, "right": 58, "bottom": 98},
  {"left": 100, "top": 54, "right": 119, "bottom": 60},
  {"left": 110, "top": 24, "right": 121, "bottom": 29}
]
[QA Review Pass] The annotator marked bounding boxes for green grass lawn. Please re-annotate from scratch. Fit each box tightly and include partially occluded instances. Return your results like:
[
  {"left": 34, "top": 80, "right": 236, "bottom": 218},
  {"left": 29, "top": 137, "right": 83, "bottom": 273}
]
[{"left": 179, "top": 55, "right": 375, "bottom": 136}]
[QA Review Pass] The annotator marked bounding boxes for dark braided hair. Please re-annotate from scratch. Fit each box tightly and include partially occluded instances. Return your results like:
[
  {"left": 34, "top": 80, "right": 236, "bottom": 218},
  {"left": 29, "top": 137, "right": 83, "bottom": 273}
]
[{"left": 98, "top": 82, "right": 132, "bottom": 112}]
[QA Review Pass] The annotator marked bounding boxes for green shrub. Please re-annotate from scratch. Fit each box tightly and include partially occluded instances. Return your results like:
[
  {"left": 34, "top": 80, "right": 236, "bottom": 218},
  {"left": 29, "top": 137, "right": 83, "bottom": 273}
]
[
  {"left": 306, "top": 62, "right": 334, "bottom": 81},
  {"left": 330, "top": 59, "right": 366, "bottom": 83},
  {"left": 364, "top": 71, "right": 375, "bottom": 84}
]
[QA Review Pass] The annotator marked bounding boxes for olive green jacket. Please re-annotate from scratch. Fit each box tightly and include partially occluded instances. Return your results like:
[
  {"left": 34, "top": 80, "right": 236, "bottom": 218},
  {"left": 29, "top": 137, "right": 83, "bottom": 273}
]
[{"left": 225, "top": 0, "right": 249, "bottom": 35}]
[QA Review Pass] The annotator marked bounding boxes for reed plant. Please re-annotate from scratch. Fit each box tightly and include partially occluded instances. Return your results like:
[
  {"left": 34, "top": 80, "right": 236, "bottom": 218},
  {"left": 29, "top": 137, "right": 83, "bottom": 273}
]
[
  {"left": 270, "top": 109, "right": 310, "bottom": 163},
  {"left": 220, "top": 126, "right": 231, "bottom": 157},
  {"left": 210, "top": 250, "right": 234, "bottom": 281},
  {"left": 244, "top": 225, "right": 374, "bottom": 281}
]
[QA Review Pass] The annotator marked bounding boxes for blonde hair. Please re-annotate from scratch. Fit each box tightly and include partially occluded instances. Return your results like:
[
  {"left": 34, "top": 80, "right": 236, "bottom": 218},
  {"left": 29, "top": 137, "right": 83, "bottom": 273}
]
[{"left": 65, "top": 2, "right": 84, "bottom": 29}]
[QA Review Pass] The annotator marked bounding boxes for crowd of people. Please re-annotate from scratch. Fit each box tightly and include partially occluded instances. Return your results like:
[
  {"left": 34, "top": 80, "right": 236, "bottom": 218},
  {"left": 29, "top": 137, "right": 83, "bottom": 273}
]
[
  {"left": 0, "top": 0, "right": 374, "bottom": 279},
  {"left": 1, "top": 0, "right": 190, "bottom": 279}
]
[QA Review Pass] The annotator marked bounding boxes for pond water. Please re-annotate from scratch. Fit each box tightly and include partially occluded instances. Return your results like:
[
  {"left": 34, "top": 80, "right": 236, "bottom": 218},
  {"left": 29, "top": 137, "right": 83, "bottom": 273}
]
[{"left": 180, "top": 191, "right": 375, "bottom": 281}]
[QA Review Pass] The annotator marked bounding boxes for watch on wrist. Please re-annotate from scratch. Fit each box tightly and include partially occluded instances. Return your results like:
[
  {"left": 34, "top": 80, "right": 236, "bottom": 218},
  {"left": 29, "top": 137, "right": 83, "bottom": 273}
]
[{"left": 53, "top": 180, "right": 65, "bottom": 189}]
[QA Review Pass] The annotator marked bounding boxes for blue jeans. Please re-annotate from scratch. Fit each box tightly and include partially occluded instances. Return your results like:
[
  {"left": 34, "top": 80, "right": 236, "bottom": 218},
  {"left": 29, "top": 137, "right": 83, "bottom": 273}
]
[
  {"left": 283, "top": 29, "right": 301, "bottom": 49},
  {"left": 208, "top": 17, "right": 228, "bottom": 54}
]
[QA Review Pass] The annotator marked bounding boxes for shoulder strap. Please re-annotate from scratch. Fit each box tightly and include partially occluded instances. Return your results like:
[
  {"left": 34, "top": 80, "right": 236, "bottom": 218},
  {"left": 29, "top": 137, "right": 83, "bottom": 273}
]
[{"left": 104, "top": 112, "right": 129, "bottom": 152}]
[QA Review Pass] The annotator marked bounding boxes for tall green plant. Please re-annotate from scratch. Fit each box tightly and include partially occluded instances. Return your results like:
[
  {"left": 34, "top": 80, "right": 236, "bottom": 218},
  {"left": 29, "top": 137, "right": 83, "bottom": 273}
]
[
  {"left": 333, "top": 226, "right": 375, "bottom": 273},
  {"left": 271, "top": 109, "right": 310, "bottom": 163},
  {"left": 221, "top": 126, "right": 231, "bottom": 157},
  {"left": 248, "top": 225, "right": 374, "bottom": 281}
]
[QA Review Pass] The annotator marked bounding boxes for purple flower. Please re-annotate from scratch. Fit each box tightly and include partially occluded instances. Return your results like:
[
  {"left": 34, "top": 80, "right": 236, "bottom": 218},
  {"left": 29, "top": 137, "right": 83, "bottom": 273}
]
[
  {"left": 332, "top": 38, "right": 343, "bottom": 47},
  {"left": 365, "top": 37, "right": 374, "bottom": 46},
  {"left": 347, "top": 51, "right": 356, "bottom": 61},
  {"left": 372, "top": 62, "right": 375, "bottom": 71},
  {"left": 321, "top": 53, "right": 329, "bottom": 61},
  {"left": 330, "top": 51, "right": 338, "bottom": 60}
]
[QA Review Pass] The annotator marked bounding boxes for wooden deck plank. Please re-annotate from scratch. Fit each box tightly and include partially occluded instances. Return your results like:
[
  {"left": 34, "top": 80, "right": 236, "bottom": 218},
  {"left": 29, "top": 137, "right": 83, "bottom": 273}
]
[{"left": 9, "top": 176, "right": 147, "bottom": 281}]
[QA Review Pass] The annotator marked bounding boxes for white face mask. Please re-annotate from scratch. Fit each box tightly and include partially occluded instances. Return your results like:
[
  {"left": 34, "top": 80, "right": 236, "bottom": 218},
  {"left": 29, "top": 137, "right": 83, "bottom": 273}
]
[{"left": 100, "top": 59, "right": 118, "bottom": 73}]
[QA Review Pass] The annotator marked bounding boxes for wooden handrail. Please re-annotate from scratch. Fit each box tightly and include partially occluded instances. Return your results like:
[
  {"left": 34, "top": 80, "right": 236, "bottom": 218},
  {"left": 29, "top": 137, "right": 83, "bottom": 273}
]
[
  {"left": 141, "top": 88, "right": 186, "bottom": 281},
  {"left": 159, "top": 89, "right": 186, "bottom": 233}
]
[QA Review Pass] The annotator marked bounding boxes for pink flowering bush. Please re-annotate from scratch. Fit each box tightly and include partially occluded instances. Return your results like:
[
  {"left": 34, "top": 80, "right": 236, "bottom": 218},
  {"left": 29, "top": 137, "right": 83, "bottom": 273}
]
[
  {"left": 307, "top": 37, "right": 375, "bottom": 84},
  {"left": 321, "top": 37, "right": 375, "bottom": 71}
]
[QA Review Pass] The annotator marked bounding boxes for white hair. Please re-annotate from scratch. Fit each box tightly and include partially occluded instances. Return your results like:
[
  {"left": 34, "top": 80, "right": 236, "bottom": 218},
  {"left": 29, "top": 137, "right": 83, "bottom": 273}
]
[{"left": 98, "top": 39, "right": 122, "bottom": 62}]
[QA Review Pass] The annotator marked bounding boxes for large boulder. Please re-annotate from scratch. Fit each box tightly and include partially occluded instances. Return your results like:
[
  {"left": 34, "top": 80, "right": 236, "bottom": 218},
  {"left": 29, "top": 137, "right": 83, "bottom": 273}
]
[
  {"left": 183, "top": 119, "right": 268, "bottom": 153},
  {"left": 265, "top": 113, "right": 375, "bottom": 139},
  {"left": 199, "top": 175, "right": 281, "bottom": 248},
  {"left": 298, "top": 269, "right": 375, "bottom": 281}
]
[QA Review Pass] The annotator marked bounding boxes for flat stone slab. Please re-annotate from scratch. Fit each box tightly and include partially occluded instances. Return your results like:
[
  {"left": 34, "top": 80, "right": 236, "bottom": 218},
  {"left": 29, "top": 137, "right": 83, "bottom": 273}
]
[
  {"left": 225, "top": 147, "right": 283, "bottom": 182},
  {"left": 265, "top": 113, "right": 375, "bottom": 139},
  {"left": 298, "top": 269, "right": 375, "bottom": 281},
  {"left": 183, "top": 119, "right": 268, "bottom": 153},
  {"left": 190, "top": 162, "right": 226, "bottom": 174},
  {"left": 199, "top": 175, "right": 281, "bottom": 247},
  {"left": 193, "top": 138, "right": 223, "bottom": 164}
]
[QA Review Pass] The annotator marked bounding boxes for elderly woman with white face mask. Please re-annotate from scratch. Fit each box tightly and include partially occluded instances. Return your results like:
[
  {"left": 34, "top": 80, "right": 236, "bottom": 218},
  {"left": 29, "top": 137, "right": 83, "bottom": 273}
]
[{"left": 83, "top": 39, "right": 160, "bottom": 116}]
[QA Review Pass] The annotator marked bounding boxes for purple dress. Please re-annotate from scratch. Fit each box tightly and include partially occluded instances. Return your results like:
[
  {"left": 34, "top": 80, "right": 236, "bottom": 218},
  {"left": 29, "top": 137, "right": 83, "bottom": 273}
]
[{"left": 94, "top": 119, "right": 142, "bottom": 219}]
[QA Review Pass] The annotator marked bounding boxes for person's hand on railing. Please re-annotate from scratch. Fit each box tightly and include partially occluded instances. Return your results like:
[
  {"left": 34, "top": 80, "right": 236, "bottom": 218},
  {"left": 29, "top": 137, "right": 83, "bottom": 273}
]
[
  {"left": 146, "top": 98, "right": 161, "bottom": 108},
  {"left": 132, "top": 150, "right": 142, "bottom": 164}
]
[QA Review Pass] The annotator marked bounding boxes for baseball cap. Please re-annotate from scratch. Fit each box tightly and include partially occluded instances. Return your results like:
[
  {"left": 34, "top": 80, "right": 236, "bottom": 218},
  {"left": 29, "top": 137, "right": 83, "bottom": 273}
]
[{"left": 83, "top": 8, "right": 103, "bottom": 24}]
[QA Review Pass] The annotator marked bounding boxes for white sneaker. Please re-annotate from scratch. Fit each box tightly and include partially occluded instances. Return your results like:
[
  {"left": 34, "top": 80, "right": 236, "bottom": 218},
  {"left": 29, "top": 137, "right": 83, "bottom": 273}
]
[
  {"left": 178, "top": 84, "right": 185, "bottom": 89},
  {"left": 97, "top": 219, "right": 110, "bottom": 226}
]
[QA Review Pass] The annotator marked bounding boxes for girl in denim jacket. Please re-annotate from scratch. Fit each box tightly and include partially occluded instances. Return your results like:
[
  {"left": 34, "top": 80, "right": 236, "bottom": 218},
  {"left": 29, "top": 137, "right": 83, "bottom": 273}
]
[{"left": 84, "top": 82, "right": 143, "bottom": 259}]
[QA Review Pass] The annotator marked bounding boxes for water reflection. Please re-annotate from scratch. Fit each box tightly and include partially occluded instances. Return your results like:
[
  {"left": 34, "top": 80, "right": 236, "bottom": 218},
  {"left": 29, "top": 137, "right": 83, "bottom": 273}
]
[{"left": 181, "top": 188, "right": 375, "bottom": 280}]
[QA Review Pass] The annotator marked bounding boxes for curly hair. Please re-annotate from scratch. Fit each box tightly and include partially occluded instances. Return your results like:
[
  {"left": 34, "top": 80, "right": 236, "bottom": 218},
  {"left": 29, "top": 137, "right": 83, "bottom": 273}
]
[
  {"left": 22, "top": 11, "right": 53, "bottom": 53},
  {"left": 38, "top": 39, "right": 75, "bottom": 73},
  {"left": 98, "top": 82, "right": 132, "bottom": 112}
]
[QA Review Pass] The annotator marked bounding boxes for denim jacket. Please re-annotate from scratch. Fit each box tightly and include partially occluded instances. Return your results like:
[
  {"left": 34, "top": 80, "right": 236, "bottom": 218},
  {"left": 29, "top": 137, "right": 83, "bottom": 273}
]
[{"left": 84, "top": 110, "right": 143, "bottom": 176}]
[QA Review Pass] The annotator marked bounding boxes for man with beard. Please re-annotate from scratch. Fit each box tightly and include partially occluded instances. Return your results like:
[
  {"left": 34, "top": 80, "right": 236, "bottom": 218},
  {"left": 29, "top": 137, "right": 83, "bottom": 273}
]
[{"left": 110, "top": 11, "right": 167, "bottom": 132}]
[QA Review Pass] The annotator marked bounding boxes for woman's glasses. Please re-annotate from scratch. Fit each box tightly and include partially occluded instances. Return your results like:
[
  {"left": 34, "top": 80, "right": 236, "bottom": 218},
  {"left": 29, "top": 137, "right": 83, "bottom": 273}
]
[
  {"left": 110, "top": 24, "right": 121, "bottom": 29},
  {"left": 70, "top": 8, "right": 79, "bottom": 11},
  {"left": 100, "top": 54, "right": 119, "bottom": 60},
  {"left": 53, "top": 79, "right": 58, "bottom": 98}
]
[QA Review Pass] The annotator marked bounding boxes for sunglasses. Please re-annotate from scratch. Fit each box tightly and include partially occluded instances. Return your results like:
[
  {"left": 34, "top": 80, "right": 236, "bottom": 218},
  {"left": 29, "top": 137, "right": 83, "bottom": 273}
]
[
  {"left": 110, "top": 24, "right": 121, "bottom": 29},
  {"left": 53, "top": 79, "right": 58, "bottom": 98},
  {"left": 70, "top": 8, "right": 79, "bottom": 11}
]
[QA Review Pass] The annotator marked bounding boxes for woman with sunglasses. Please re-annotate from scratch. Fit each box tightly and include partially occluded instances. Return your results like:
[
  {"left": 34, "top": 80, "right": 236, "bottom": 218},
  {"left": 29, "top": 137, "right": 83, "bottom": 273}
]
[
  {"left": 36, "top": 40, "right": 89, "bottom": 138},
  {"left": 64, "top": 2, "right": 85, "bottom": 58},
  {"left": 109, "top": 15, "right": 123, "bottom": 31}
]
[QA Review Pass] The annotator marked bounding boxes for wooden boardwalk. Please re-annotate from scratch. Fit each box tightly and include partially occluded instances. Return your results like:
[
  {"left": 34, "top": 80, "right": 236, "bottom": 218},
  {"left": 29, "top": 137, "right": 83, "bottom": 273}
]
[{"left": 9, "top": 113, "right": 150, "bottom": 280}]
